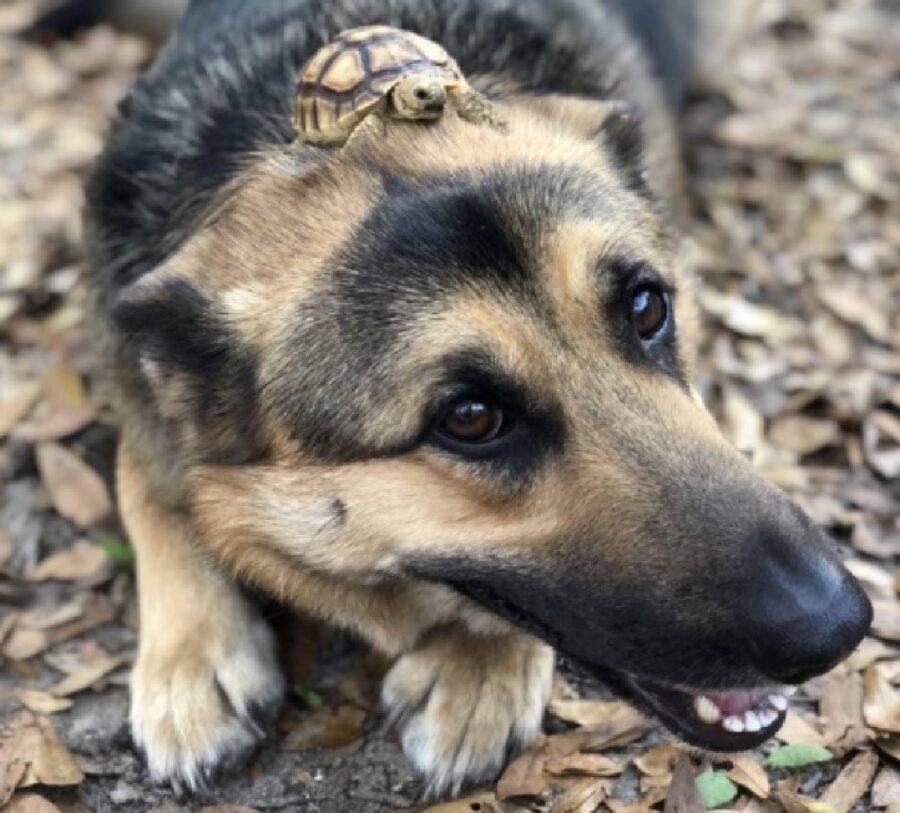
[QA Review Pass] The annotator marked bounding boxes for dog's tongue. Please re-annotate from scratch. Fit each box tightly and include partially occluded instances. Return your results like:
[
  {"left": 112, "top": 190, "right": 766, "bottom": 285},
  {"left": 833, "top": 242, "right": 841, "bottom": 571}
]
[{"left": 704, "top": 690, "right": 769, "bottom": 716}]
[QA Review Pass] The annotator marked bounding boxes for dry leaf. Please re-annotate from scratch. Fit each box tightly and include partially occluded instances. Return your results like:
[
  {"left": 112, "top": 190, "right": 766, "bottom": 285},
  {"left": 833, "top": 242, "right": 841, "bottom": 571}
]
[
  {"left": 769, "top": 416, "right": 841, "bottom": 456},
  {"left": 550, "top": 778, "right": 606, "bottom": 813},
  {"left": 872, "top": 600, "right": 900, "bottom": 643},
  {"left": 14, "top": 690, "right": 73, "bottom": 715},
  {"left": 42, "top": 362, "right": 88, "bottom": 410},
  {"left": 872, "top": 765, "right": 900, "bottom": 808},
  {"left": 281, "top": 706, "right": 365, "bottom": 751},
  {"left": 663, "top": 754, "right": 703, "bottom": 813},
  {"left": 544, "top": 753, "right": 622, "bottom": 778},
  {"left": 0, "top": 711, "right": 42, "bottom": 806},
  {"left": 776, "top": 790, "right": 836, "bottom": 813},
  {"left": 13, "top": 405, "right": 97, "bottom": 443},
  {"left": 496, "top": 748, "right": 546, "bottom": 800},
  {"left": 844, "top": 637, "right": 898, "bottom": 672},
  {"left": 819, "top": 669, "right": 868, "bottom": 748},
  {"left": 2, "top": 626, "right": 50, "bottom": 661},
  {"left": 818, "top": 750, "right": 878, "bottom": 813},
  {"left": 25, "top": 542, "right": 110, "bottom": 583},
  {"left": 863, "top": 664, "right": 900, "bottom": 733},
  {"left": 19, "top": 717, "right": 83, "bottom": 788},
  {"left": 634, "top": 745, "right": 681, "bottom": 778},
  {"left": 34, "top": 444, "right": 112, "bottom": 527},
  {"left": 844, "top": 559, "right": 895, "bottom": 601},
  {"left": 4, "top": 794, "right": 62, "bottom": 813},
  {"left": 49, "top": 652, "right": 127, "bottom": 697},
  {"left": 727, "top": 754, "right": 770, "bottom": 798},
  {"left": 549, "top": 699, "right": 650, "bottom": 750},
  {"left": 776, "top": 711, "right": 829, "bottom": 747},
  {"left": 0, "top": 381, "right": 40, "bottom": 437}
]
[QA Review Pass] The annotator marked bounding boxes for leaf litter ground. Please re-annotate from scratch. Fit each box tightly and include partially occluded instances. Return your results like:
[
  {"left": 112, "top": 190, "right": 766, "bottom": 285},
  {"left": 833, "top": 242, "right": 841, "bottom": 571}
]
[{"left": 0, "top": 0, "right": 898, "bottom": 811}]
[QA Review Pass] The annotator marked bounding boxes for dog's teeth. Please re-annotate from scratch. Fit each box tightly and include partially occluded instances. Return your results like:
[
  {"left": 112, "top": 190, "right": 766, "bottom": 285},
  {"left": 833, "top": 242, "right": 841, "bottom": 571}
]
[
  {"left": 759, "top": 708, "right": 778, "bottom": 727},
  {"left": 722, "top": 715, "right": 745, "bottom": 733},
  {"left": 744, "top": 710, "right": 762, "bottom": 732},
  {"left": 768, "top": 693, "right": 788, "bottom": 711},
  {"left": 695, "top": 696, "right": 721, "bottom": 724},
  {"left": 783, "top": 686, "right": 798, "bottom": 697}
]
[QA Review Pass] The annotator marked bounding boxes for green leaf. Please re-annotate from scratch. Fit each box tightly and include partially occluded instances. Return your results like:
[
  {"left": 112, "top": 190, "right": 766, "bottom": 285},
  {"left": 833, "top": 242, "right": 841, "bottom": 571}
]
[
  {"left": 292, "top": 684, "right": 324, "bottom": 709},
  {"left": 766, "top": 744, "right": 833, "bottom": 768},
  {"left": 695, "top": 770, "right": 738, "bottom": 809},
  {"left": 97, "top": 535, "right": 135, "bottom": 570}
]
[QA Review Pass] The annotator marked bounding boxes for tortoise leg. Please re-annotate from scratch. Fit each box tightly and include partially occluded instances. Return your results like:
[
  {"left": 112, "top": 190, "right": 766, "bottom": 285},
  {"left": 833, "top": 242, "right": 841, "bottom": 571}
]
[
  {"left": 343, "top": 110, "right": 388, "bottom": 149},
  {"left": 452, "top": 88, "right": 506, "bottom": 131}
]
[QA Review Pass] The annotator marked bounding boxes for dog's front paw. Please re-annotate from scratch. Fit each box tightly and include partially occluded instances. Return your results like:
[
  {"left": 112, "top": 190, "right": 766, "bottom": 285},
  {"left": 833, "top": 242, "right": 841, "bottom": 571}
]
[
  {"left": 131, "top": 598, "right": 284, "bottom": 793},
  {"left": 382, "top": 626, "right": 553, "bottom": 796}
]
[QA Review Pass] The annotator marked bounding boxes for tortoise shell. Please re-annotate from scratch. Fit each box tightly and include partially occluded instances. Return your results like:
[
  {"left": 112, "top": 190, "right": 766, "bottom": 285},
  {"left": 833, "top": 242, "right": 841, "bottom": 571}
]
[{"left": 294, "top": 26, "right": 463, "bottom": 145}]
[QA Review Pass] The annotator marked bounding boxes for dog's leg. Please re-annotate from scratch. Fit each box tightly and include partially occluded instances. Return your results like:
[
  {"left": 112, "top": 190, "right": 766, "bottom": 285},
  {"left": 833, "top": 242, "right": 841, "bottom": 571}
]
[
  {"left": 118, "top": 444, "right": 284, "bottom": 792},
  {"left": 382, "top": 623, "right": 554, "bottom": 797}
]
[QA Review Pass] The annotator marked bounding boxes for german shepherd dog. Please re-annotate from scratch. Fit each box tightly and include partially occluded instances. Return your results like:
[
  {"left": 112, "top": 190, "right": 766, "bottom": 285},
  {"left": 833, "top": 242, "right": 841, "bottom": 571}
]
[{"left": 83, "top": 0, "right": 872, "bottom": 797}]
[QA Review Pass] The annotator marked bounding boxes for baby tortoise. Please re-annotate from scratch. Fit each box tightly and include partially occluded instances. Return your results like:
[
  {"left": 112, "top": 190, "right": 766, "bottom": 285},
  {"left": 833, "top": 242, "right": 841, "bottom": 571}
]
[{"left": 294, "top": 25, "right": 498, "bottom": 147}]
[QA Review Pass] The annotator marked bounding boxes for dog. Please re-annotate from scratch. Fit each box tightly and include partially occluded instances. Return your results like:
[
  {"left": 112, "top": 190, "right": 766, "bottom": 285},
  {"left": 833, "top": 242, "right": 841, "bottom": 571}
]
[{"left": 82, "top": 0, "right": 872, "bottom": 797}]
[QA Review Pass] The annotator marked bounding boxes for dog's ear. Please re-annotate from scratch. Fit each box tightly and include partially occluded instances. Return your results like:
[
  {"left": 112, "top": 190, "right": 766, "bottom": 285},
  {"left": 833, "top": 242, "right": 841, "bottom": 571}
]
[
  {"left": 595, "top": 100, "right": 647, "bottom": 195},
  {"left": 517, "top": 94, "right": 648, "bottom": 194},
  {"left": 111, "top": 272, "right": 261, "bottom": 463}
]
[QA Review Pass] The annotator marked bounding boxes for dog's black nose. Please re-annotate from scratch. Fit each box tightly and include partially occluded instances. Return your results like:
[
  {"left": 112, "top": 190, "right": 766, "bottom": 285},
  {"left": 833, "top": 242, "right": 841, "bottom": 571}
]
[{"left": 740, "top": 530, "right": 872, "bottom": 684}]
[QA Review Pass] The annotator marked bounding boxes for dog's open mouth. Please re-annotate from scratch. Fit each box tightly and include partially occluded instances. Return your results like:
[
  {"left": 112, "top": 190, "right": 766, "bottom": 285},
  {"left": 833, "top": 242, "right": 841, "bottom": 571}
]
[{"left": 623, "top": 674, "right": 795, "bottom": 750}]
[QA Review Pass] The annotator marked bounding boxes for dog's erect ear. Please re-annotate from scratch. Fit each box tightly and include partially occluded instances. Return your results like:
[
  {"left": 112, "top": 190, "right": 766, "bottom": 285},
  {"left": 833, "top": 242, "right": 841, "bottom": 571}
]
[
  {"left": 516, "top": 94, "right": 648, "bottom": 194},
  {"left": 596, "top": 101, "right": 647, "bottom": 194},
  {"left": 111, "top": 273, "right": 261, "bottom": 463}
]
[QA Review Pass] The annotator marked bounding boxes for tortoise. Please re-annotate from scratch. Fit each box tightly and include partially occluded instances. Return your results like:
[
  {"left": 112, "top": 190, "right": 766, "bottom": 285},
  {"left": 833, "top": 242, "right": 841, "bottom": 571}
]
[{"left": 294, "top": 25, "right": 497, "bottom": 147}]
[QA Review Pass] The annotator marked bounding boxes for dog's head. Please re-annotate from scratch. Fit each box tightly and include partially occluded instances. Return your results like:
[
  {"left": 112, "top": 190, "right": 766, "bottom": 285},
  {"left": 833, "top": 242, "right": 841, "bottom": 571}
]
[{"left": 115, "top": 98, "right": 871, "bottom": 750}]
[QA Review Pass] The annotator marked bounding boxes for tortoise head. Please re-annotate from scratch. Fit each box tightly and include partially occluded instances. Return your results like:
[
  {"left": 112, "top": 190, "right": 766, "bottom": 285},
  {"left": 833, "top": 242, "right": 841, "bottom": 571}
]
[{"left": 393, "top": 74, "right": 449, "bottom": 119}]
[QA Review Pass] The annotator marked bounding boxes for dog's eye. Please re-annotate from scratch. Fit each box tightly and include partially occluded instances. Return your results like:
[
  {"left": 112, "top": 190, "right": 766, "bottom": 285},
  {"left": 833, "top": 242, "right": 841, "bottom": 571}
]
[
  {"left": 440, "top": 399, "right": 506, "bottom": 444},
  {"left": 632, "top": 286, "right": 668, "bottom": 340}
]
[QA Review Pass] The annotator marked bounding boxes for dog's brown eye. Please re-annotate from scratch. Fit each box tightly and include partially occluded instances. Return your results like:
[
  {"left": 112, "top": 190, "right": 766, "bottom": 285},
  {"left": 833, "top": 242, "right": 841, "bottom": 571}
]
[
  {"left": 442, "top": 399, "right": 505, "bottom": 443},
  {"left": 632, "top": 286, "right": 667, "bottom": 339}
]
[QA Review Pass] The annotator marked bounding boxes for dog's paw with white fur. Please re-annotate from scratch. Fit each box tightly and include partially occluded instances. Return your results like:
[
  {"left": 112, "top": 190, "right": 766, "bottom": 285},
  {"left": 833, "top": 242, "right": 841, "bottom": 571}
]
[
  {"left": 130, "top": 597, "right": 284, "bottom": 793},
  {"left": 382, "top": 626, "right": 553, "bottom": 796}
]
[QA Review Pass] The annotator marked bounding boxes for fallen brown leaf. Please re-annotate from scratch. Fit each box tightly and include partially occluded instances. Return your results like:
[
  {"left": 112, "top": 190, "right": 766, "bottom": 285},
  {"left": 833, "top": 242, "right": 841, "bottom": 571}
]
[
  {"left": 844, "top": 559, "right": 896, "bottom": 601},
  {"left": 872, "top": 600, "right": 900, "bottom": 643},
  {"left": 48, "top": 651, "right": 127, "bottom": 697},
  {"left": 663, "top": 754, "right": 703, "bottom": 813},
  {"left": 727, "top": 754, "right": 770, "bottom": 798},
  {"left": 19, "top": 716, "right": 83, "bottom": 788},
  {"left": 549, "top": 699, "right": 650, "bottom": 751},
  {"left": 634, "top": 745, "right": 681, "bottom": 778},
  {"left": 544, "top": 753, "right": 622, "bottom": 778},
  {"left": 281, "top": 706, "right": 365, "bottom": 751},
  {"left": 769, "top": 415, "right": 841, "bottom": 456},
  {"left": 25, "top": 542, "right": 110, "bottom": 583},
  {"left": 4, "top": 794, "right": 62, "bottom": 813},
  {"left": 13, "top": 405, "right": 97, "bottom": 442},
  {"left": 0, "top": 711, "right": 42, "bottom": 806},
  {"left": 776, "top": 711, "right": 829, "bottom": 747},
  {"left": 34, "top": 444, "right": 112, "bottom": 527},
  {"left": 2, "top": 626, "right": 50, "bottom": 661},
  {"left": 13, "top": 690, "right": 73, "bottom": 715},
  {"left": 819, "top": 669, "right": 869, "bottom": 750},
  {"left": 817, "top": 750, "right": 878, "bottom": 813},
  {"left": 0, "top": 380, "right": 40, "bottom": 437},
  {"left": 844, "top": 637, "right": 897, "bottom": 672},
  {"left": 872, "top": 765, "right": 900, "bottom": 808},
  {"left": 496, "top": 748, "right": 547, "bottom": 800},
  {"left": 42, "top": 362, "right": 88, "bottom": 410},
  {"left": 863, "top": 664, "right": 900, "bottom": 733}
]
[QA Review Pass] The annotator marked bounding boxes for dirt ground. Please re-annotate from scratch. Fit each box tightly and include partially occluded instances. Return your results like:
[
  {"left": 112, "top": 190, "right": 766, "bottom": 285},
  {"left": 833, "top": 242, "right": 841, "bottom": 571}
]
[{"left": 1, "top": 1, "right": 898, "bottom": 812}]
